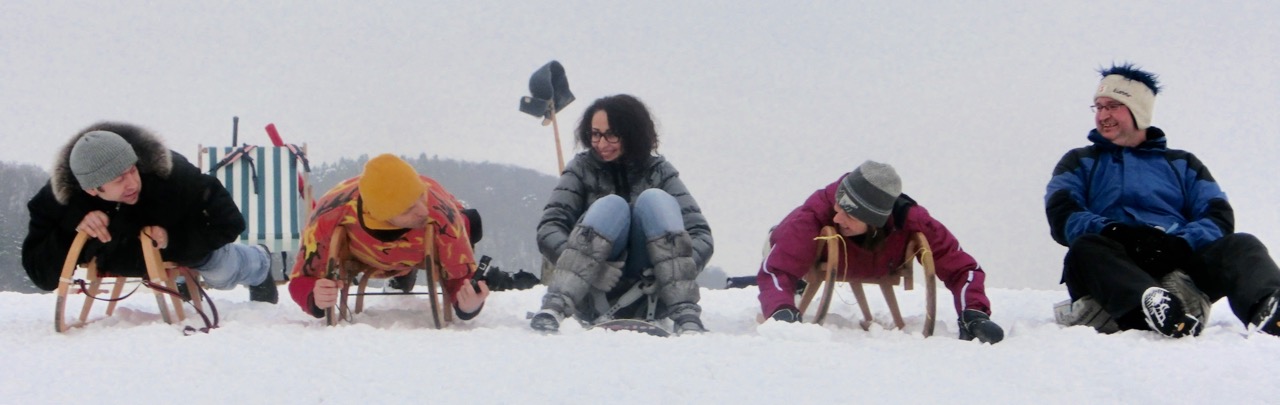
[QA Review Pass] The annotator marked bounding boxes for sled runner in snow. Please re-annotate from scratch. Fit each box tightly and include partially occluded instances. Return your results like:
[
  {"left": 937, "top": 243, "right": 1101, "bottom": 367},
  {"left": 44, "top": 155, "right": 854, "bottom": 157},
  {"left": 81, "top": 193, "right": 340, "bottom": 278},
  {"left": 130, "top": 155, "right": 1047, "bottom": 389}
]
[
  {"left": 322, "top": 227, "right": 454, "bottom": 329},
  {"left": 589, "top": 318, "right": 671, "bottom": 337},
  {"left": 798, "top": 226, "right": 938, "bottom": 337},
  {"left": 55, "top": 231, "right": 217, "bottom": 333}
]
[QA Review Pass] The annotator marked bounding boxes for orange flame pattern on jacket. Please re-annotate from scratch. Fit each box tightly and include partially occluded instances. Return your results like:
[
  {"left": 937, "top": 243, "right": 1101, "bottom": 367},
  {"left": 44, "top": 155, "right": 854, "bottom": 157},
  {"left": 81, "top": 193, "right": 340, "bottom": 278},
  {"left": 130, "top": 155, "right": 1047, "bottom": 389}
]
[{"left": 290, "top": 175, "right": 475, "bottom": 297}]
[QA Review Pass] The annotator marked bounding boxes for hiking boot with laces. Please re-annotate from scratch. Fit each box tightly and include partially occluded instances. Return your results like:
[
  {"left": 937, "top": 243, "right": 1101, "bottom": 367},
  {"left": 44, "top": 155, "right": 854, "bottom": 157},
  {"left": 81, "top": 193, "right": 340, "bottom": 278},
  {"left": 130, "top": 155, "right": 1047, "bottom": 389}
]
[{"left": 1141, "top": 287, "right": 1201, "bottom": 338}]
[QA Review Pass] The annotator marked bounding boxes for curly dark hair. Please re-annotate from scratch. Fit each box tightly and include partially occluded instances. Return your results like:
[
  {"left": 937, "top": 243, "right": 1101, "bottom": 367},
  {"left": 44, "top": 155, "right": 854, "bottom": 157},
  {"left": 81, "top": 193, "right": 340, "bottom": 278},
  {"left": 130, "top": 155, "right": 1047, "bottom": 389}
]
[{"left": 575, "top": 94, "right": 659, "bottom": 166}]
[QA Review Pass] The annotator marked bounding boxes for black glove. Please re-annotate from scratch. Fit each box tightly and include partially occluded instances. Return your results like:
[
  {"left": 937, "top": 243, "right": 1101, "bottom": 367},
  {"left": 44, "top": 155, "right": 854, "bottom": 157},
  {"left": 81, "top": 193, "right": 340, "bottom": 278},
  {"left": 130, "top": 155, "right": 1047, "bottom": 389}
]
[
  {"left": 1148, "top": 233, "right": 1194, "bottom": 273},
  {"left": 482, "top": 268, "right": 515, "bottom": 292},
  {"left": 511, "top": 270, "right": 540, "bottom": 290},
  {"left": 1101, "top": 223, "right": 1187, "bottom": 274},
  {"left": 1100, "top": 223, "right": 1165, "bottom": 251}
]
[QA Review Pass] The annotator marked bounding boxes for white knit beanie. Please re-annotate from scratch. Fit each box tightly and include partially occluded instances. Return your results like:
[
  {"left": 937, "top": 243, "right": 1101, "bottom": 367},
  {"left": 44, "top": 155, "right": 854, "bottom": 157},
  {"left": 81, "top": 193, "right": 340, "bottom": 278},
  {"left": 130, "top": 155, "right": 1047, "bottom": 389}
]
[{"left": 1095, "top": 74, "right": 1157, "bottom": 130}]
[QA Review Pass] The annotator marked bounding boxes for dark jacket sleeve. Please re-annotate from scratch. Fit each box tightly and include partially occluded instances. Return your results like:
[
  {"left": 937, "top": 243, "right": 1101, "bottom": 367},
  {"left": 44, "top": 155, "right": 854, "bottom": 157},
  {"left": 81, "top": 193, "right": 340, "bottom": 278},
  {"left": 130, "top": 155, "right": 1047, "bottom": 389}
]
[
  {"left": 21, "top": 185, "right": 85, "bottom": 291},
  {"left": 164, "top": 153, "right": 245, "bottom": 266}
]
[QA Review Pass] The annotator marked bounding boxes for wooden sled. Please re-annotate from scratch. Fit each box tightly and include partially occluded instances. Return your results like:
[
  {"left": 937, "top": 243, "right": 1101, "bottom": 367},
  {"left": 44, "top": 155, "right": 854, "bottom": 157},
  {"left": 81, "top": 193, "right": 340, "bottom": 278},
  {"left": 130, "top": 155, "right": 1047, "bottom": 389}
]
[
  {"left": 323, "top": 226, "right": 454, "bottom": 329},
  {"left": 797, "top": 226, "right": 937, "bottom": 337},
  {"left": 55, "top": 231, "right": 205, "bottom": 333}
]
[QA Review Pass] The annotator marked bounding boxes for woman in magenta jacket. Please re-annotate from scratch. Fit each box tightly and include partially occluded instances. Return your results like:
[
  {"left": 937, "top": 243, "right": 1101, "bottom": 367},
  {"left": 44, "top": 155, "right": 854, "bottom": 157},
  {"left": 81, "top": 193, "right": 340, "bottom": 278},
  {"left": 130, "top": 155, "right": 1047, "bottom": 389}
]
[{"left": 756, "top": 160, "right": 1004, "bottom": 343}]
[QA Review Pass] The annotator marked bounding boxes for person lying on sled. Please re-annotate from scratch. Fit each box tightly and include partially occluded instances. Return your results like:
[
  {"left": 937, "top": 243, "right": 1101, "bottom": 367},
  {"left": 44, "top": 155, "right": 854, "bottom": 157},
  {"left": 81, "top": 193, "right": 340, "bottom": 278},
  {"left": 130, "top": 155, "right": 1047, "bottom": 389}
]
[
  {"left": 757, "top": 160, "right": 1004, "bottom": 344},
  {"left": 287, "top": 154, "right": 489, "bottom": 319}
]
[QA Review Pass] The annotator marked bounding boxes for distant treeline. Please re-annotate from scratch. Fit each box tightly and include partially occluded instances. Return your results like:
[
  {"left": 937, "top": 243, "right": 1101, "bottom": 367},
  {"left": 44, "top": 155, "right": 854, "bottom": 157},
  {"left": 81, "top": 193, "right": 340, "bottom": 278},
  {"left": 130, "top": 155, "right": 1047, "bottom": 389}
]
[{"left": 0, "top": 155, "right": 556, "bottom": 293}]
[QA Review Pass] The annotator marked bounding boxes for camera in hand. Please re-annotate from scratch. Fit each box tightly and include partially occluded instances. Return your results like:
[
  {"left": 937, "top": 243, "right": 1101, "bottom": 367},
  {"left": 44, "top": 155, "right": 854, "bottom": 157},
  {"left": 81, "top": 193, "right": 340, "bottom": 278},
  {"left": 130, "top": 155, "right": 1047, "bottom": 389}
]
[{"left": 470, "top": 255, "right": 492, "bottom": 293}]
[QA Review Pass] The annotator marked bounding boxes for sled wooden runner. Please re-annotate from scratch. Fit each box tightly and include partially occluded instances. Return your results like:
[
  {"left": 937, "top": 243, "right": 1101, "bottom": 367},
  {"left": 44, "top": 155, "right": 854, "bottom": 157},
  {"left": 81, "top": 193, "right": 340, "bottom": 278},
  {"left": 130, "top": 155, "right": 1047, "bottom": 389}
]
[
  {"left": 323, "top": 226, "right": 453, "bottom": 328},
  {"left": 54, "top": 231, "right": 205, "bottom": 333},
  {"left": 797, "top": 226, "right": 938, "bottom": 337}
]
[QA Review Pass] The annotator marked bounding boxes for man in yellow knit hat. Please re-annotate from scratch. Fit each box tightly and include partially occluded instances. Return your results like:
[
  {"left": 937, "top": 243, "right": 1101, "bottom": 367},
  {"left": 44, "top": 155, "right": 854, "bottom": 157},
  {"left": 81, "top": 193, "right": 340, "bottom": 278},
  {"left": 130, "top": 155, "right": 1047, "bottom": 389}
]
[{"left": 286, "top": 154, "right": 490, "bottom": 319}]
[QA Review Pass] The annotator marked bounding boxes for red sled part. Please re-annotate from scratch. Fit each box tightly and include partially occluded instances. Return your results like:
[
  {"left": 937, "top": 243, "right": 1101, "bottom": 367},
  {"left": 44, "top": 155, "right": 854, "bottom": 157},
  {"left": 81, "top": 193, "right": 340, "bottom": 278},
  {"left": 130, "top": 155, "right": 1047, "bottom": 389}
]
[
  {"left": 265, "top": 123, "right": 285, "bottom": 147},
  {"left": 265, "top": 123, "right": 308, "bottom": 201}
]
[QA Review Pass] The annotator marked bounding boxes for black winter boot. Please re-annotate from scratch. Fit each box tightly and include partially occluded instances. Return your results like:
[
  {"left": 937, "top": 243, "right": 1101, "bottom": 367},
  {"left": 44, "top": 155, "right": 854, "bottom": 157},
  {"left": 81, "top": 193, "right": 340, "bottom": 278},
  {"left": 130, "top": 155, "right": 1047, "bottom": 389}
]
[
  {"left": 1250, "top": 291, "right": 1280, "bottom": 336},
  {"left": 387, "top": 270, "right": 417, "bottom": 293},
  {"left": 249, "top": 245, "right": 280, "bottom": 304},
  {"left": 770, "top": 307, "right": 801, "bottom": 323},
  {"left": 959, "top": 309, "right": 1004, "bottom": 344}
]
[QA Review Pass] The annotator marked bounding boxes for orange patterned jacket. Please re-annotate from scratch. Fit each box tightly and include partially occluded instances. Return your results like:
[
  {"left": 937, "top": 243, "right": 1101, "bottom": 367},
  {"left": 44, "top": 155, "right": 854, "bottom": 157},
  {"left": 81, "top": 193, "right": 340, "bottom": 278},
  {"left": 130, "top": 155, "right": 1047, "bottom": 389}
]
[{"left": 286, "top": 175, "right": 475, "bottom": 315}]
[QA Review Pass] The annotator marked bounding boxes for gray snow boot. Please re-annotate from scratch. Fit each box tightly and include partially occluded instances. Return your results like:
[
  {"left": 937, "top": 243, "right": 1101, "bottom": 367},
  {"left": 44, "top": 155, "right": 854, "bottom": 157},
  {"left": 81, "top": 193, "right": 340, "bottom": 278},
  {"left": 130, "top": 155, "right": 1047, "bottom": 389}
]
[
  {"left": 1160, "top": 270, "right": 1212, "bottom": 327},
  {"left": 673, "top": 315, "right": 708, "bottom": 335},
  {"left": 530, "top": 309, "right": 564, "bottom": 332},
  {"left": 646, "top": 231, "right": 704, "bottom": 331},
  {"left": 1053, "top": 296, "right": 1119, "bottom": 334},
  {"left": 537, "top": 225, "right": 619, "bottom": 324}
]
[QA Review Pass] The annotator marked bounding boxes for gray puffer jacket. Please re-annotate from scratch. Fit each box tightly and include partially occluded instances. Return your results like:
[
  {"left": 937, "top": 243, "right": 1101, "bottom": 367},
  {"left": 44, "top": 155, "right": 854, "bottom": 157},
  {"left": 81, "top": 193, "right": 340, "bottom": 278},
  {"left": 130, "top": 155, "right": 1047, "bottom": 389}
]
[{"left": 537, "top": 151, "right": 713, "bottom": 269}]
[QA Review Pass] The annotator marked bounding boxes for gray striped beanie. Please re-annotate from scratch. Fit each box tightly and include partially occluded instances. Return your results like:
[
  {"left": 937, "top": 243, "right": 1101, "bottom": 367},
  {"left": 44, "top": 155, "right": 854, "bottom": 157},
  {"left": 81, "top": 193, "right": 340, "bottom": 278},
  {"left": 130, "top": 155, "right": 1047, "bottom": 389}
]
[{"left": 836, "top": 160, "right": 901, "bottom": 228}]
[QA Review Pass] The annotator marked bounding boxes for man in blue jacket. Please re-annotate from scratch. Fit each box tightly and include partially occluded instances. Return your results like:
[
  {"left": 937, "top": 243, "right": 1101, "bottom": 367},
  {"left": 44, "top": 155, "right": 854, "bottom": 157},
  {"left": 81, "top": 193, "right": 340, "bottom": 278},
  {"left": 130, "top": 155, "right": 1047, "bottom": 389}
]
[{"left": 1045, "top": 63, "right": 1280, "bottom": 338}]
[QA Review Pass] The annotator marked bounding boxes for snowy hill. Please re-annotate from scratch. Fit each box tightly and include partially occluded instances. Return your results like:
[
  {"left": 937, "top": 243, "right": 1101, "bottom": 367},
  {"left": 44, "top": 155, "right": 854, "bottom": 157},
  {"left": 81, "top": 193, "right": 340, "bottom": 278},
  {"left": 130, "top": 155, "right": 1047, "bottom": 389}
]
[{"left": 3, "top": 283, "right": 1278, "bottom": 403}]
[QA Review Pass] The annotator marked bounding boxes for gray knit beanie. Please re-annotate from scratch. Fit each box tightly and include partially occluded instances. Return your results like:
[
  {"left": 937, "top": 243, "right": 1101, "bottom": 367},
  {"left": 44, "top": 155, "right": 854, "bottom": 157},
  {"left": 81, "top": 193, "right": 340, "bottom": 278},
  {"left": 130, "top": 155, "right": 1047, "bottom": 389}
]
[
  {"left": 836, "top": 160, "right": 902, "bottom": 228},
  {"left": 70, "top": 130, "right": 138, "bottom": 189}
]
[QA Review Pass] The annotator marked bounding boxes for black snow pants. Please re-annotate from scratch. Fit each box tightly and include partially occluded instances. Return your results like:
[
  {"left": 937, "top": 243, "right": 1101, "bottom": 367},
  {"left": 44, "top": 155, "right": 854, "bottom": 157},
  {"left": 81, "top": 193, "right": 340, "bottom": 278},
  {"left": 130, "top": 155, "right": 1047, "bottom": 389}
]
[{"left": 1063, "top": 232, "right": 1280, "bottom": 325}]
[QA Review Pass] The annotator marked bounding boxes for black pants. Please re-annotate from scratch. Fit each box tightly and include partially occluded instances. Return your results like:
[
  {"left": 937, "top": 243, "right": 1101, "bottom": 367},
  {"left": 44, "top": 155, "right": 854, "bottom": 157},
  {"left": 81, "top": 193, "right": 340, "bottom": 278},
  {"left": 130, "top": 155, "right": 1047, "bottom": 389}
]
[{"left": 1063, "top": 233, "right": 1280, "bottom": 324}]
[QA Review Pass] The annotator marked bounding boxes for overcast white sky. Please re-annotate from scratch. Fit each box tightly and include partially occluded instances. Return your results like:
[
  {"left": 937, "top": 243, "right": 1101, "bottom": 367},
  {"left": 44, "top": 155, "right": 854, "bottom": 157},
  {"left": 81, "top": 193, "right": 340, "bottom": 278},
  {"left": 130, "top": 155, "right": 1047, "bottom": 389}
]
[{"left": 3, "top": 1, "right": 1278, "bottom": 289}]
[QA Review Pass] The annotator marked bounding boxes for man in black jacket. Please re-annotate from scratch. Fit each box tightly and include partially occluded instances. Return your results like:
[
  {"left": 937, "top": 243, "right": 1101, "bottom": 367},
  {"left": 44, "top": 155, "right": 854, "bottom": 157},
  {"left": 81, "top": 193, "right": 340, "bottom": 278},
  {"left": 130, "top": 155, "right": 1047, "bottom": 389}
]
[{"left": 22, "top": 122, "right": 279, "bottom": 303}]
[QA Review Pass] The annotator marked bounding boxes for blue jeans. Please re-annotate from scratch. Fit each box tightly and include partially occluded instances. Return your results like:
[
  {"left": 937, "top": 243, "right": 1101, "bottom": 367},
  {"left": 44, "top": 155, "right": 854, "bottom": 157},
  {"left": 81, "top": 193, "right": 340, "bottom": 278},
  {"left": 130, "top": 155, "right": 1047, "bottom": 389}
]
[
  {"left": 195, "top": 243, "right": 270, "bottom": 289},
  {"left": 579, "top": 189, "right": 686, "bottom": 278}
]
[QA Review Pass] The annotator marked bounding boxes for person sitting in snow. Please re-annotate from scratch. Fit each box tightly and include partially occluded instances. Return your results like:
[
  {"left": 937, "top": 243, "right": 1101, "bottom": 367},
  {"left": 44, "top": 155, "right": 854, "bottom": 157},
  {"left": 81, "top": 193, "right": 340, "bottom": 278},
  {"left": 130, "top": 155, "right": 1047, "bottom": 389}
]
[
  {"left": 1045, "top": 63, "right": 1280, "bottom": 338},
  {"left": 529, "top": 94, "right": 714, "bottom": 335},
  {"left": 757, "top": 160, "right": 1004, "bottom": 344},
  {"left": 287, "top": 154, "right": 489, "bottom": 319},
  {"left": 22, "top": 122, "right": 280, "bottom": 303}
]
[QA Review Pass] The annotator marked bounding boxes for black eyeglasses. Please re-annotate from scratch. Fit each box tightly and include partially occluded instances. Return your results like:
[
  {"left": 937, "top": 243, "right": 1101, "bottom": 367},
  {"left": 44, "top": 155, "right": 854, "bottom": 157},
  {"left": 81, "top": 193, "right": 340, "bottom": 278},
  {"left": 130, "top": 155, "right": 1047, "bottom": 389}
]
[
  {"left": 590, "top": 129, "right": 620, "bottom": 144},
  {"left": 1090, "top": 103, "right": 1126, "bottom": 113}
]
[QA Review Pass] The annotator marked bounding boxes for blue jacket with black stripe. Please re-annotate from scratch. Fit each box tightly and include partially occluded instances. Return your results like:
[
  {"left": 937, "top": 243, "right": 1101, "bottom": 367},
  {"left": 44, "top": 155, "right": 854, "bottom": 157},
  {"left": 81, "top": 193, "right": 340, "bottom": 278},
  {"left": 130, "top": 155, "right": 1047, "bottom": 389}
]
[{"left": 1045, "top": 127, "right": 1233, "bottom": 252}]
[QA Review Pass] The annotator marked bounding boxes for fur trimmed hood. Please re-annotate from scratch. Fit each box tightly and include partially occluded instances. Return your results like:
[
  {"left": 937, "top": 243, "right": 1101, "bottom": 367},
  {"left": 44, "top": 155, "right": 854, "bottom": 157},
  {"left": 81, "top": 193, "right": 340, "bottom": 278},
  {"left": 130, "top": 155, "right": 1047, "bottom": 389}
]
[{"left": 50, "top": 121, "right": 172, "bottom": 204}]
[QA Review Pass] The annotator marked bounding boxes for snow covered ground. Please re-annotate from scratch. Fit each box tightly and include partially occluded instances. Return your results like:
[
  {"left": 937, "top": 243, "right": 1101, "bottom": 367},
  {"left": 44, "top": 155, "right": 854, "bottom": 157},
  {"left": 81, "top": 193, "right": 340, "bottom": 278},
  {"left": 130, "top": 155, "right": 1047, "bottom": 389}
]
[{"left": 3, "top": 281, "right": 1278, "bottom": 404}]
